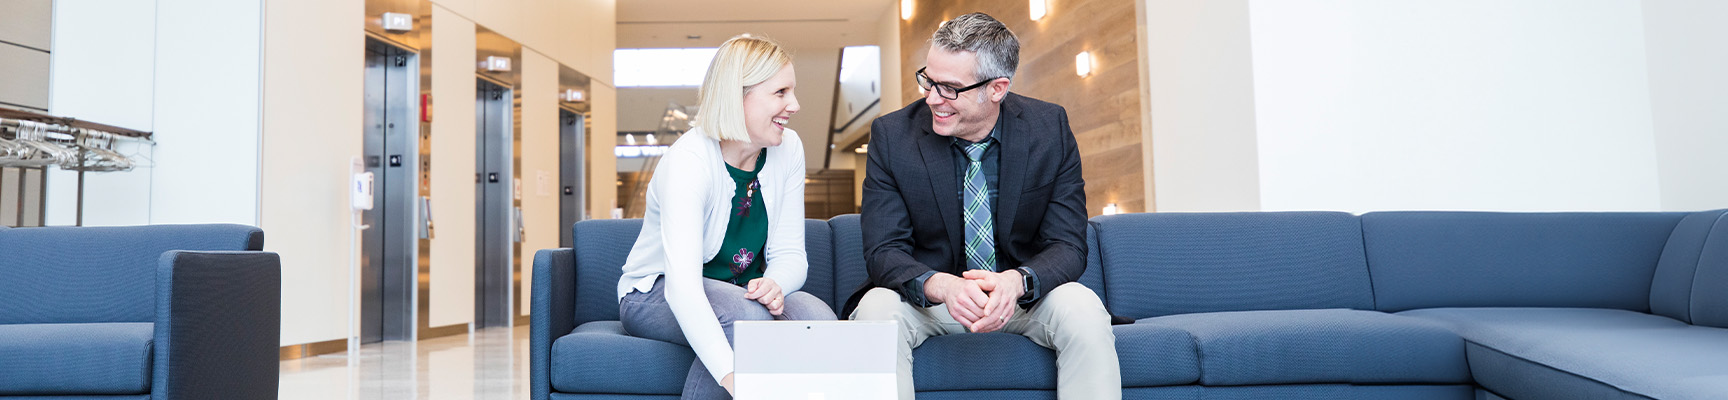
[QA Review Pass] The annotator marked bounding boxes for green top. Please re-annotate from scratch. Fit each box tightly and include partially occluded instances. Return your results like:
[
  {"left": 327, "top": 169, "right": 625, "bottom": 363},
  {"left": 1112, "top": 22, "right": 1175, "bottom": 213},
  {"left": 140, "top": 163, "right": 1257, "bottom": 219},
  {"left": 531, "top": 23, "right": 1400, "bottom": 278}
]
[{"left": 703, "top": 148, "right": 769, "bottom": 286}]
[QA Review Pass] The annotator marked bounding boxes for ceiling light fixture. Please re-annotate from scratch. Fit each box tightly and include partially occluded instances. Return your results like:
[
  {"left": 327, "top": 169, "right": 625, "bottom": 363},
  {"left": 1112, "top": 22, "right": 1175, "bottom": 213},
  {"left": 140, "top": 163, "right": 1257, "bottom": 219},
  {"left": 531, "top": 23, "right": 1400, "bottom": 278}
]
[
  {"left": 901, "top": 0, "right": 913, "bottom": 20},
  {"left": 1030, "top": 0, "right": 1048, "bottom": 21}
]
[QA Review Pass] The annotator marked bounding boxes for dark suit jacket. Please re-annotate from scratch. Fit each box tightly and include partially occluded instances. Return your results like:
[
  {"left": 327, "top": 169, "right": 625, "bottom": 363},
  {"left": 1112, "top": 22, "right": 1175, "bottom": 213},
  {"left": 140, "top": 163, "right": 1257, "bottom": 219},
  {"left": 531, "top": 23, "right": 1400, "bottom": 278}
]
[{"left": 842, "top": 93, "right": 1088, "bottom": 316}]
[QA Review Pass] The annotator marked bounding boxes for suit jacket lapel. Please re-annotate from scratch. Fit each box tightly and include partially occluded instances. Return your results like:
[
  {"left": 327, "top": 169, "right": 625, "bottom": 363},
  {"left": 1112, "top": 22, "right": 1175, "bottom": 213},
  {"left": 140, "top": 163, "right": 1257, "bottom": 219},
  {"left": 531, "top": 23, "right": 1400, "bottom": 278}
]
[
  {"left": 914, "top": 107, "right": 966, "bottom": 270},
  {"left": 994, "top": 95, "right": 1028, "bottom": 266}
]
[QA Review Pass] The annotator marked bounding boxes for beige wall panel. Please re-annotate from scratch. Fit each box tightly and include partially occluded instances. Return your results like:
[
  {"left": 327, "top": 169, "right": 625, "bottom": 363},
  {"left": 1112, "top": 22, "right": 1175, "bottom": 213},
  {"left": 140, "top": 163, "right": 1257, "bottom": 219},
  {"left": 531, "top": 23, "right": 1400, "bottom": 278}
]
[
  {"left": 519, "top": 50, "right": 560, "bottom": 316},
  {"left": 0, "top": 0, "right": 52, "bottom": 49},
  {"left": 260, "top": 0, "right": 365, "bottom": 346},
  {"left": 429, "top": 5, "right": 477, "bottom": 328},
  {"left": 588, "top": 84, "right": 617, "bottom": 219}
]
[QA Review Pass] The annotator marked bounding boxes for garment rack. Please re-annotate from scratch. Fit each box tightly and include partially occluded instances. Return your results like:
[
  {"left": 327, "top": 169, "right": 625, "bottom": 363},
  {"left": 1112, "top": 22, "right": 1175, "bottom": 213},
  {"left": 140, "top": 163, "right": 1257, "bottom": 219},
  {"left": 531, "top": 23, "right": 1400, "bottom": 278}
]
[{"left": 0, "top": 108, "right": 154, "bottom": 226}]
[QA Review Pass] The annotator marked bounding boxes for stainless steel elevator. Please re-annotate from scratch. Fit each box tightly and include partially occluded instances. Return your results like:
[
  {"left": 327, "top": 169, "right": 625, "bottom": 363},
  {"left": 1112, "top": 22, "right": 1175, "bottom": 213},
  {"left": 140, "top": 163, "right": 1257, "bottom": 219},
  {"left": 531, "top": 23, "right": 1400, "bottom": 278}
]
[
  {"left": 361, "top": 38, "right": 420, "bottom": 343},
  {"left": 474, "top": 78, "right": 516, "bottom": 328},
  {"left": 559, "top": 109, "right": 584, "bottom": 247}
]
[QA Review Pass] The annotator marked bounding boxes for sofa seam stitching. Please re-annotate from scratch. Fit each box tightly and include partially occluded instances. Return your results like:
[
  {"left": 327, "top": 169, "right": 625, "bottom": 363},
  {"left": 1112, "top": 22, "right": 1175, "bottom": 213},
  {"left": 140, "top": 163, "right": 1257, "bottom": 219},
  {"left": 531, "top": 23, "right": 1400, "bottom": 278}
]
[
  {"left": 1682, "top": 211, "right": 1728, "bottom": 324},
  {"left": 1359, "top": 215, "right": 1380, "bottom": 311},
  {"left": 1464, "top": 339, "right": 1656, "bottom": 400}
]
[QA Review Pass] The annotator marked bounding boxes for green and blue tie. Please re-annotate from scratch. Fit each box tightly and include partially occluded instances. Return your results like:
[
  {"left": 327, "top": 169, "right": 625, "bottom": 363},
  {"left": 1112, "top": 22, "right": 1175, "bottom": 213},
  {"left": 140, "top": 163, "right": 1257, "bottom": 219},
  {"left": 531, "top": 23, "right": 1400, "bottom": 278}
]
[{"left": 962, "top": 141, "right": 996, "bottom": 272}]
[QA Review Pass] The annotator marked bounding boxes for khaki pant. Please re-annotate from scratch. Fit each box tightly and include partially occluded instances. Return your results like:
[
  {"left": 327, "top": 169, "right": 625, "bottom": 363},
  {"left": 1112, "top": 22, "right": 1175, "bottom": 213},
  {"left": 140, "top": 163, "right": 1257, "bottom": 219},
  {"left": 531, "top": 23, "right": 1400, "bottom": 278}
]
[{"left": 851, "top": 282, "right": 1120, "bottom": 400}]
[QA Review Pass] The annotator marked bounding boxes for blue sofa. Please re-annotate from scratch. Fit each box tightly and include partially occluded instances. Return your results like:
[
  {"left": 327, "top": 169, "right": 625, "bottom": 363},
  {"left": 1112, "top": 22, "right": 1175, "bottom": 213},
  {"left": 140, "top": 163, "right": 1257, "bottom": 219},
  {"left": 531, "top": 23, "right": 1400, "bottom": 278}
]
[
  {"left": 533, "top": 209, "right": 1728, "bottom": 399},
  {"left": 0, "top": 224, "right": 282, "bottom": 400}
]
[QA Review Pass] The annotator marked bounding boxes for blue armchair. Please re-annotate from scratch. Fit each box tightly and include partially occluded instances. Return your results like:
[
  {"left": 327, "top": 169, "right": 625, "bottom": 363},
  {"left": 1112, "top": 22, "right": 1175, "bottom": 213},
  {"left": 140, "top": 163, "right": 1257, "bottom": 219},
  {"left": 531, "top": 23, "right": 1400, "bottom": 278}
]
[{"left": 0, "top": 224, "right": 281, "bottom": 399}]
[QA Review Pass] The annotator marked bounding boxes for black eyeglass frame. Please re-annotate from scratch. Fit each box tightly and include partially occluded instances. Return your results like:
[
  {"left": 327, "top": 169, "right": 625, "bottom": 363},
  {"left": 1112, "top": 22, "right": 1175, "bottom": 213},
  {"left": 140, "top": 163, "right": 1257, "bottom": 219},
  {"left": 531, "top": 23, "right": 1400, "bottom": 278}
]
[{"left": 916, "top": 67, "right": 1005, "bottom": 100}]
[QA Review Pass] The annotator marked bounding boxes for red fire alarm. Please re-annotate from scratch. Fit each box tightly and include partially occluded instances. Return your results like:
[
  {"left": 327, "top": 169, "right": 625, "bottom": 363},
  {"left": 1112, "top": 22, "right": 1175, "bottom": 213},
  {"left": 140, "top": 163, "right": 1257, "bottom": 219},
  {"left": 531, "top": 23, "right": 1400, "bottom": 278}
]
[{"left": 421, "top": 93, "right": 432, "bottom": 122}]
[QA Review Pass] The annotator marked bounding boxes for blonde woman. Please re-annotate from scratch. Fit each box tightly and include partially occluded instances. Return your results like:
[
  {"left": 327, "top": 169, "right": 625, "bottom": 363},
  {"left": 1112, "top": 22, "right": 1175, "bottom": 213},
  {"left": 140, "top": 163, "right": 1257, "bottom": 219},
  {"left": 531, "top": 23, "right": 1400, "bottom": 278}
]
[{"left": 615, "top": 35, "right": 836, "bottom": 399}]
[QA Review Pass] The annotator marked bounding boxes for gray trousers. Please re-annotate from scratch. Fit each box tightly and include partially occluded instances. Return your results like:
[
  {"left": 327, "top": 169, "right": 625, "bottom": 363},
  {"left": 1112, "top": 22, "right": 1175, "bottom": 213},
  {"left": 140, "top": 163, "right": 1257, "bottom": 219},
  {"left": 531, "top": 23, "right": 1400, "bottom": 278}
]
[
  {"left": 851, "top": 282, "right": 1121, "bottom": 400},
  {"left": 619, "top": 276, "right": 837, "bottom": 400}
]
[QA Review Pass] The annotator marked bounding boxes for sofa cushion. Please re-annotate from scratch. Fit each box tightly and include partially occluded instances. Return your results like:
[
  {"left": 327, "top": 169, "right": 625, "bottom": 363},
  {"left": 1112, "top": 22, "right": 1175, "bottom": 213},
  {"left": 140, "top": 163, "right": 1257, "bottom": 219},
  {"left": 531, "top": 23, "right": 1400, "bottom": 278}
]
[
  {"left": 1093, "top": 212, "right": 1374, "bottom": 319},
  {"left": 913, "top": 333, "right": 1056, "bottom": 391},
  {"left": 572, "top": 220, "right": 642, "bottom": 326},
  {"left": 829, "top": 214, "right": 870, "bottom": 316},
  {"left": 549, "top": 321, "right": 694, "bottom": 395},
  {"left": 1362, "top": 212, "right": 1683, "bottom": 313},
  {"left": 1688, "top": 211, "right": 1728, "bottom": 329},
  {"left": 800, "top": 219, "right": 837, "bottom": 310},
  {"left": 1145, "top": 309, "right": 1469, "bottom": 386},
  {"left": 1649, "top": 209, "right": 1728, "bottom": 323},
  {"left": 1400, "top": 307, "right": 1728, "bottom": 399},
  {"left": 1114, "top": 321, "right": 1201, "bottom": 387},
  {"left": 0, "top": 225, "right": 264, "bottom": 324},
  {"left": 0, "top": 322, "right": 154, "bottom": 395}
]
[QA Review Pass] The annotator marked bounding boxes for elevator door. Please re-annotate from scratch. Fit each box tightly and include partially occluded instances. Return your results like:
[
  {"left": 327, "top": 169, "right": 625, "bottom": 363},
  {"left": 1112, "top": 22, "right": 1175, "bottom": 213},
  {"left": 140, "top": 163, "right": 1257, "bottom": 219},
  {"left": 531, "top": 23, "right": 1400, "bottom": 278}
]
[
  {"left": 559, "top": 110, "right": 585, "bottom": 248},
  {"left": 362, "top": 39, "right": 419, "bottom": 343},
  {"left": 475, "top": 79, "right": 515, "bottom": 328}
]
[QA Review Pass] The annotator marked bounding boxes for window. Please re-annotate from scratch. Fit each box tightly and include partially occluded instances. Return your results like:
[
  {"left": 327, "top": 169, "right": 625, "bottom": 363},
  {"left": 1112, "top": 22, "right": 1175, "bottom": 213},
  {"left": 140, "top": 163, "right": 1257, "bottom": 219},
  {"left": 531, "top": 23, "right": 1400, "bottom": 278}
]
[{"left": 613, "top": 48, "right": 719, "bottom": 87}]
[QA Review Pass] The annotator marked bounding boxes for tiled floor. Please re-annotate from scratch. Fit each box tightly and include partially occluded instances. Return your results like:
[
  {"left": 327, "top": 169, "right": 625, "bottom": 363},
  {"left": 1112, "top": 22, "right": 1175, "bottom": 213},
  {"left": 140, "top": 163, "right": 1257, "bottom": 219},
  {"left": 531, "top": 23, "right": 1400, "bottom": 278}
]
[{"left": 279, "top": 326, "right": 530, "bottom": 400}]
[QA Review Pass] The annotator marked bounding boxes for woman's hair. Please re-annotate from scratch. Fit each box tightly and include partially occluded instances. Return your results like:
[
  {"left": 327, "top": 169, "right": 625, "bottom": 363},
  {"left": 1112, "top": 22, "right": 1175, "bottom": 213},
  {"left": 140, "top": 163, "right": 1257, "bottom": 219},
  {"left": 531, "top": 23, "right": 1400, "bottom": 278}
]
[{"left": 696, "top": 34, "right": 793, "bottom": 142}]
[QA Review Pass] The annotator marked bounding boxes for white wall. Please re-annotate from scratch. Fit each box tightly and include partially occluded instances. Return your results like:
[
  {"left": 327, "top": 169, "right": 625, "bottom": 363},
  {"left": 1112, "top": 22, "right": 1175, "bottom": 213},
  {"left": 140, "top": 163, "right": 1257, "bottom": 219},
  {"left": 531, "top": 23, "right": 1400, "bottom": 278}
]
[
  {"left": 428, "top": 4, "right": 478, "bottom": 328},
  {"left": 50, "top": 0, "right": 262, "bottom": 227},
  {"left": 789, "top": 47, "right": 839, "bottom": 171},
  {"left": 47, "top": 0, "right": 158, "bottom": 227},
  {"left": 1142, "top": 0, "right": 1719, "bottom": 213},
  {"left": 148, "top": 0, "right": 265, "bottom": 225},
  {"left": 1642, "top": 1, "right": 1728, "bottom": 212},
  {"left": 1143, "top": 0, "right": 1261, "bottom": 212},
  {"left": 520, "top": 49, "right": 560, "bottom": 316},
  {"left": 1250, "top": 0, "right": 1660, "bottom": 213},
  {"left": 259, "top": 0, "right": 363, "bottom": 346}
]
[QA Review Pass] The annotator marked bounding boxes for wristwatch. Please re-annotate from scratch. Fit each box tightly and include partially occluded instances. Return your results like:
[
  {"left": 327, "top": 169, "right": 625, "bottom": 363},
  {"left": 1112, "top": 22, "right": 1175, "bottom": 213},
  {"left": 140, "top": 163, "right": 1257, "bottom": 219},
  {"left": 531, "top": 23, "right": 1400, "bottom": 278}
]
[{"left": 1016, "top": 267, "right": 1036, "bottom": 300}]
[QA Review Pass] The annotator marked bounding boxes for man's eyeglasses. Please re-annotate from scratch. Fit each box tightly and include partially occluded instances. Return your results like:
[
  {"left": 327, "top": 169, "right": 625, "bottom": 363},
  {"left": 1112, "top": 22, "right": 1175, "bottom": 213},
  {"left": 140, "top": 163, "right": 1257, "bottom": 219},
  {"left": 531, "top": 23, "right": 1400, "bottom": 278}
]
[{"left": 915, "top": 67, "right": 1003, "bottom": 100}]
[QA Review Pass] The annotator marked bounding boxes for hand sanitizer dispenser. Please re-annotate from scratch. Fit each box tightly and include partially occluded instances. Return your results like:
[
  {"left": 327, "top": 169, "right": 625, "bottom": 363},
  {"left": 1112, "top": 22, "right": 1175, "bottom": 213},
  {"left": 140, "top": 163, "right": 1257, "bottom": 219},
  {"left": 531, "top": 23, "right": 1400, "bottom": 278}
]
[{"left": 352, "top": 171, "right": 375, "bottom": 211}]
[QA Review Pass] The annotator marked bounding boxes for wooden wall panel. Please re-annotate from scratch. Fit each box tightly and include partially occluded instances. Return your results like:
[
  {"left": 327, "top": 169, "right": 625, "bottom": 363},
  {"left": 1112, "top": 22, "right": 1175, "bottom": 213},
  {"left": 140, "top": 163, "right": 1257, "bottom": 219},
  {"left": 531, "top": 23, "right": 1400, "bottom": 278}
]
[{"left": 899, "top": 0, "right": 1146, "bottom": 216}]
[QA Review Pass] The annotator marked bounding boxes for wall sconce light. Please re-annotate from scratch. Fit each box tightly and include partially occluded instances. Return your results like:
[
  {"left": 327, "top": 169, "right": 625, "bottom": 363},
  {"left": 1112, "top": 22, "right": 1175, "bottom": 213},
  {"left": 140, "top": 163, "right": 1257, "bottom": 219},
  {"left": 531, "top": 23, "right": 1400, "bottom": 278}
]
[
  {"left": 854, "top": 144, "right": 869, "bottom": 154},
  {"left": 381, "top": 12, "right": 414, "bottom": 32},
  {"left": 1030, "top": 0, "right": 1048, "bottom": 21},
  {"left": 560, "top": 89, "right": 586, "bottom": 103},
  {"left": 1102, "top": 203, "right": 1120, "bottom": 216},
  {"left": 479, "top": 56, "right": 511, "bottom": 72},
  {"left": 901, "top": 0, "right": 913, "bottom": 20},
  {"left": 1075, "top": 51, "right": 1093, "bottom": 77}
]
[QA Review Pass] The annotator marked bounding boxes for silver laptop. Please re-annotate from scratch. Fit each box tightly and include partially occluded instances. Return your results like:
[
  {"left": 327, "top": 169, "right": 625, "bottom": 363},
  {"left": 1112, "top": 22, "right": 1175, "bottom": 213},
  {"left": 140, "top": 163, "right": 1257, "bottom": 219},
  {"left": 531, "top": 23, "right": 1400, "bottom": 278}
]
[{"left": 733, "top": 320, "right": 898, "bottom": 400}]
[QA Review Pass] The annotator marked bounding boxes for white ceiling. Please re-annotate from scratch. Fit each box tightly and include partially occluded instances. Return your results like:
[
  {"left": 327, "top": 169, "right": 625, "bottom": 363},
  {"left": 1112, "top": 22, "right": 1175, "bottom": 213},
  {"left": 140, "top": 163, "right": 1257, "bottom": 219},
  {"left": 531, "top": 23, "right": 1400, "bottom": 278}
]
[{"left": 616, "top": 0, "right": 895, "bottom": 49}]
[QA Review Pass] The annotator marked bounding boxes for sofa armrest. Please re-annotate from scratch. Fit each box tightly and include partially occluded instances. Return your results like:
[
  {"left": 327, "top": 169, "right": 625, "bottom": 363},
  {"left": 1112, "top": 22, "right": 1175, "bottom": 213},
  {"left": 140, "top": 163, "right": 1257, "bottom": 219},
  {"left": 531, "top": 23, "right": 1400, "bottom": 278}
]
[
  {"left": 151, "top": 250, "right": 281, "bottom": 400},
  {"left": 532, "top": 248, "right": 577, "bottom": 400}
]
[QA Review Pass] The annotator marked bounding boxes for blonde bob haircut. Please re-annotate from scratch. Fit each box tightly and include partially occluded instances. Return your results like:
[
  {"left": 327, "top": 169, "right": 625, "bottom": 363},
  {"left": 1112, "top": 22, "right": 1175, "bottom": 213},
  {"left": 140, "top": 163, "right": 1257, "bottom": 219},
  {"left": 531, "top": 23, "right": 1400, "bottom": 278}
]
[{"left": 696, "top": 34, "right": 793, "bottom": 142}]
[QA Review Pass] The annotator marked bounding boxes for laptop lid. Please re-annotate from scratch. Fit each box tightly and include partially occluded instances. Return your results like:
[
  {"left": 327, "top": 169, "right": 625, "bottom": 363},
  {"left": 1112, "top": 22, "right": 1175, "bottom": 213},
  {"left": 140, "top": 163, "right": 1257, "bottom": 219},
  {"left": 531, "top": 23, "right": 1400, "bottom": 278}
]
[{"left": 733, "top": 320, "right": 897, "bottom": 399}]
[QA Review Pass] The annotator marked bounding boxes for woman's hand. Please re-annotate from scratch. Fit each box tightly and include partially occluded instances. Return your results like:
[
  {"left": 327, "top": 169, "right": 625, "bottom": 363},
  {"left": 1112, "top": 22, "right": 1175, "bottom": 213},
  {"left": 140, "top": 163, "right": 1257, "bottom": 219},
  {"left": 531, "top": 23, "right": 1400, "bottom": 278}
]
[
  {"left": 721, "top": 372, "right": 736, "bottom": 395},
  {"left": 745, "top": 277, "right": 785, "bottom": 316}
]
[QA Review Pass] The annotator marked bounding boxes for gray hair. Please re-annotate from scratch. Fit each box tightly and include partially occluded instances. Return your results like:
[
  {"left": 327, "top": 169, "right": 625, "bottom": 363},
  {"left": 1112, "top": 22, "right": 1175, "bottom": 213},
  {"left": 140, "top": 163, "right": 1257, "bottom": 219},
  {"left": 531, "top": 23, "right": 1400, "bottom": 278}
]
[{"left": 929, "top": 13, "right": 1019, "bottom": 85}]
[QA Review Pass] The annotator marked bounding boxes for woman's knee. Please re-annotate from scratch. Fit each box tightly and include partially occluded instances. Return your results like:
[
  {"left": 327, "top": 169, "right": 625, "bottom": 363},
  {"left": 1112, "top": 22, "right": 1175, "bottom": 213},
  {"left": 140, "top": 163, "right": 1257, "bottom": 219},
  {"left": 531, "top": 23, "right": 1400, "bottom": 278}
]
[{"left": 782, "top": 291, "right": 837, "bottom": 320}]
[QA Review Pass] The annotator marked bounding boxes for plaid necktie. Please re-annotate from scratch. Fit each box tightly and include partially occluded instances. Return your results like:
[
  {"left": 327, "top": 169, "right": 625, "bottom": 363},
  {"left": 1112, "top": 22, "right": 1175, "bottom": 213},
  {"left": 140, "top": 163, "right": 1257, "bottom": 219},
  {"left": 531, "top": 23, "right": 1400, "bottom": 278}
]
[{"left": 962, "top": 141, "right": 996, "bottom": 272}]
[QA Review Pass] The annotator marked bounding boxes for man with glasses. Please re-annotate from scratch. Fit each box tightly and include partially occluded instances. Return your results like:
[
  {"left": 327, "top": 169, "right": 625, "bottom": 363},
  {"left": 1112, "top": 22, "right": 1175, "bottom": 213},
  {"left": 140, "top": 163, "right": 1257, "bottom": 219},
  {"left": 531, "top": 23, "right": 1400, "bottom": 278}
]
[{"left": 841, "top": 12, "right": 1120, "bottom": 400}]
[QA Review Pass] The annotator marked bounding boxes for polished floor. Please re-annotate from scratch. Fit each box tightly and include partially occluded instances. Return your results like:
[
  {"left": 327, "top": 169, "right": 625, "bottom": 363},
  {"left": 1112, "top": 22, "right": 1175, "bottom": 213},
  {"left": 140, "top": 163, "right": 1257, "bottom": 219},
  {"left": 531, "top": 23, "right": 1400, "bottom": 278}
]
[{"left": 280, "top": 326, "right": 530, "bottom": 400}]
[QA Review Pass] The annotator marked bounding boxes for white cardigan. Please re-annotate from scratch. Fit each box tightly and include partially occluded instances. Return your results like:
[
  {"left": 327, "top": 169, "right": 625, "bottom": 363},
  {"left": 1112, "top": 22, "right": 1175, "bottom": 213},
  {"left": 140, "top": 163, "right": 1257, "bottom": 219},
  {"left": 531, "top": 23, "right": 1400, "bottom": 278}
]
[{"left": 616, "top": 127, "right": 808, "bottom": 382}]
